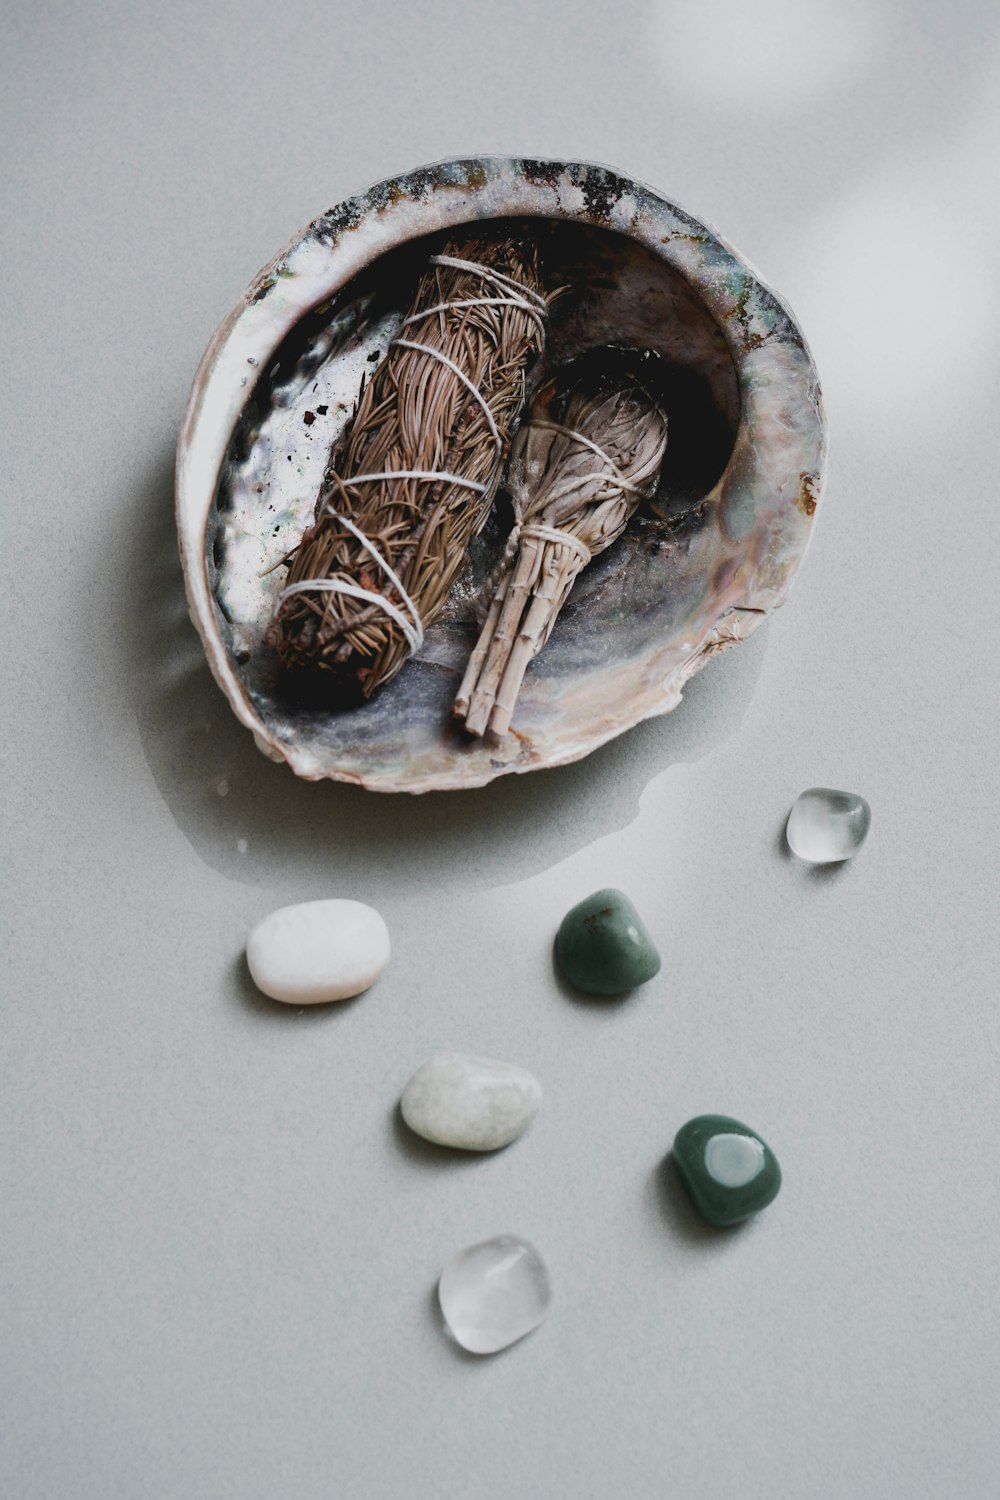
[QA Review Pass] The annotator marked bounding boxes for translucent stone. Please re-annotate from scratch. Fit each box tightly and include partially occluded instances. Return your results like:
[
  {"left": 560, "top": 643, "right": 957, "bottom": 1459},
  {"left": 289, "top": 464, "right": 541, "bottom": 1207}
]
[
  {"left": 438, "top": 1235, "right": 552, "bottom": 1354},
  {"left": 786, "top": 787, "right": 871, "bottom": 863}
]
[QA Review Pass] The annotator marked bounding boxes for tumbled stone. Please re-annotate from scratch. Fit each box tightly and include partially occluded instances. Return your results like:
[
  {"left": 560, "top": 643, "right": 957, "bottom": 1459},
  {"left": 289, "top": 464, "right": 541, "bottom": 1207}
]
[
  {"left": 555, "top": 887, "right": 660, "bottom": 995},
  {"left": 438, "top": 1234, "right": 552, "bottom": 1354},
  {"left": 401, "top": 1052, "right": 541, "bottom": 1151},
  {"left": 673, "top": 1115, "right": 781, "bottom": 1226},
  {"left": 246, "top": 898, "right": 389, "bottom": 1003},
  {"left": 786, "top": 787, "right": 871, "bottom": 863}
]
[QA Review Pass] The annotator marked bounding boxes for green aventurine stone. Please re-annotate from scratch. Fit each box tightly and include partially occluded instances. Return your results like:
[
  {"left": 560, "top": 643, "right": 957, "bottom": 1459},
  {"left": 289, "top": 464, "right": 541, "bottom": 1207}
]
[
  {"left": 673, "top": 1115, "right": 781, "bottom": 1226},
  {"left": 555, "top": 888, "right": 661, "bottom": 996}
]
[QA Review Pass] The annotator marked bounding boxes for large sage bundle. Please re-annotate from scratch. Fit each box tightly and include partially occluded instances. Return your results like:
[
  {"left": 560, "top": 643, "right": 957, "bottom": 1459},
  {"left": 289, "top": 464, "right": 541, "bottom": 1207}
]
[
  {"left": 455, "top": 352, "right": 669, "bottom": 736},
  {"left": 269, "top": 237, "right": 548, "bottom": 696}
]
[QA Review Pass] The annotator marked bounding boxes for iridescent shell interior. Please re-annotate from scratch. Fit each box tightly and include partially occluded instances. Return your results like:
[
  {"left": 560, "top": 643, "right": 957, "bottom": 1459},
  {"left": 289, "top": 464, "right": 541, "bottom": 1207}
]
[{"left": 177, "top": 158, "right": 825, "bottom": 792}]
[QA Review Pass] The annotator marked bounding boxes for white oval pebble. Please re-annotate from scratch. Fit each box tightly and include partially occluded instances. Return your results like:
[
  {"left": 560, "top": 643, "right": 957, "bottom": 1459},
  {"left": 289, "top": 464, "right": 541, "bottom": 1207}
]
[
  {"left": 401, "top": 1051, "right": 542, "bottom": 1151},
  {"left": 246, "top": 898, "right": 390, "bottom": 1004}
]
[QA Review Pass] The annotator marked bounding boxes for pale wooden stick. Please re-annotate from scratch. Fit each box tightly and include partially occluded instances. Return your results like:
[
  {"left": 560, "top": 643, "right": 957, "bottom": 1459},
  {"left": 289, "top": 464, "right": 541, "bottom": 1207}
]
[
  {"left": 489, "top": 538, "right": 583, "bottom": 734},
  {"left": 464, "top": 534, "right": 544, "bottom": 734},
  {"left": 452, "top": 534, "right": 518, "bottom": 716}
]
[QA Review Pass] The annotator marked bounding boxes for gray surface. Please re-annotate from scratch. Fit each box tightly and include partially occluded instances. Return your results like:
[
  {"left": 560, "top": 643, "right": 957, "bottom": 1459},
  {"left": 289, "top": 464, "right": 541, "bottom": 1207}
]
[{"left": 2, "top": 2, "right": 999, "bottom": 1496}]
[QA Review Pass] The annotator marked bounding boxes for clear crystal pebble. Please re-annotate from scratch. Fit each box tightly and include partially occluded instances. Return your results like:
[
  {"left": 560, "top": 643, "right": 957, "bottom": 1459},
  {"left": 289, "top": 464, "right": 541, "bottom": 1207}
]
[
  {"left": 786, "top": 787, "right": 871, "bottom": 863},
  {"left": 438, "top": 1235, "right": 552, "bottom": 1354}
]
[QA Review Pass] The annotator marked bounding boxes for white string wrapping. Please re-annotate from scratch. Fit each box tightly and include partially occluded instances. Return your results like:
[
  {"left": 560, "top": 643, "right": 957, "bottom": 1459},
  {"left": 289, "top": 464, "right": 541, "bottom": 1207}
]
[
  {"left": 339, "top": 469, "right": 488, "bottom": 495},
  {"left": 259, "top": 471, "right": 487, "bottom": 582},
  {"left": 530, "top": 421, "right": 645, "bottom": 494},
  {"left": 274, "top": 460, "right": 496, "bottom": 658},
  {"left": 401, "top": 295, "right": 547, "bottom": 337},
  {"left": 518, "top": 522, "right": 592, "bottom": 567},
  {"left": 428, "top": 254, "right": 548, "bottom": 309},
  {"left": 391, "top": 339, "right": 503, "bottom": 451},
  {"left": 278, "top": 508, "right": 424, "bottom": 654}
]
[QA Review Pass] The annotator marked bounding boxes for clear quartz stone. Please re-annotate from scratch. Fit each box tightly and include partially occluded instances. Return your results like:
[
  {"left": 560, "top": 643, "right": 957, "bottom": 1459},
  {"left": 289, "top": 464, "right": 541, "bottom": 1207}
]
[
  {"left": 438, "top": 1235, "right": 552, "bottom": 1354},
  {"left": 786, "top": 787, "right": 871, "bottom": 863}
]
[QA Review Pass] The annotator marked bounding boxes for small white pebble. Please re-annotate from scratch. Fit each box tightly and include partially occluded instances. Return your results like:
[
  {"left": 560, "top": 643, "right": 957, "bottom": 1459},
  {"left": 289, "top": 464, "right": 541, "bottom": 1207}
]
[
  {"left": 217, "top": 779, "right": 229, "bottom": 797},
  {"left": 246, "top": 898, "right": 390, "bottom": 1004},
  {"left": 237, "top": 838, "right": 248, "bottom": 854},
  {"left": 401, "top": 1052, "right": 541, "bottom": 1151}
]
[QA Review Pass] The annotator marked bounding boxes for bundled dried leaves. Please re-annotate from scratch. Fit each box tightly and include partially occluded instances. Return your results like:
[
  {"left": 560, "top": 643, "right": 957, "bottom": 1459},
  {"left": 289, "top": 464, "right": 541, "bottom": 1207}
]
[{"left": 269, "top": 236, "right": 547, "bottom": 696}]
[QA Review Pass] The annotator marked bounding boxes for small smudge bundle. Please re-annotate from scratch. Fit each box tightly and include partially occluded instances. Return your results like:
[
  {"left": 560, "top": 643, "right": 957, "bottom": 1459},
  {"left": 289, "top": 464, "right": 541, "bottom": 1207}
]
[{"left": 455, "top": 349, "right": 668, "bottom": 736}]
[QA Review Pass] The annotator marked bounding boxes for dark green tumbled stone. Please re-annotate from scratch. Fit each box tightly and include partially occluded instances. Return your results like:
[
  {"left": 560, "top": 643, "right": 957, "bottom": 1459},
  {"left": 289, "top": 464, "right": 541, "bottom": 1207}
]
[
  {"left": 555, "top": 887, "right": 661, "bottom": 996},
  {"left": 673, "top": 1114, "right": 781, "bottom": 1226}
]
